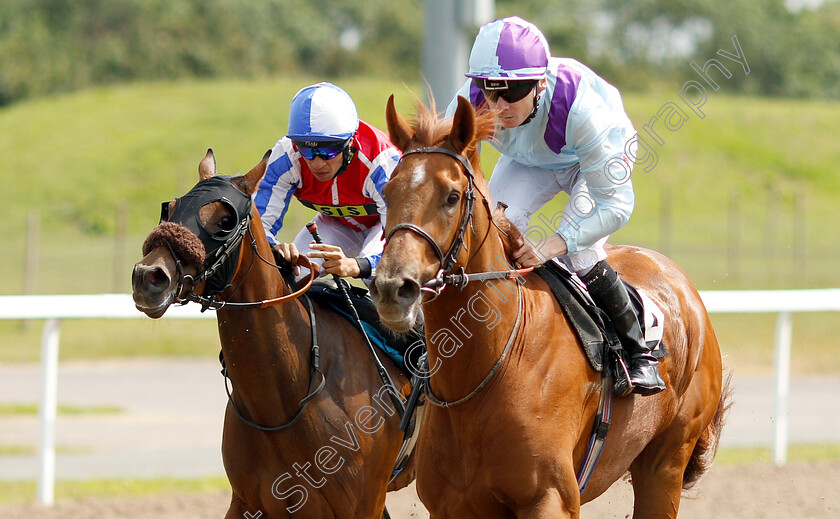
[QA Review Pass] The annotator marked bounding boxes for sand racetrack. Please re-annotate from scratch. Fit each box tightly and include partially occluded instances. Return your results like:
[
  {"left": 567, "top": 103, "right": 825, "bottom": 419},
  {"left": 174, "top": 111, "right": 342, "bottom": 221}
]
[{"left": 3, "top": 459, "right": 837, "bottom": 518}]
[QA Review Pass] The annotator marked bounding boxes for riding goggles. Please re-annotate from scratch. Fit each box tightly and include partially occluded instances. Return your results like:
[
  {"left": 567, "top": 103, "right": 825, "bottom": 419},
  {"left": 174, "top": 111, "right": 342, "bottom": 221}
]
[
  {"left": 472, "top": 79, "right": 538, "bottom": 104},
  {"left": 293, "top": 139, "right": 350, "bottom": 161}
]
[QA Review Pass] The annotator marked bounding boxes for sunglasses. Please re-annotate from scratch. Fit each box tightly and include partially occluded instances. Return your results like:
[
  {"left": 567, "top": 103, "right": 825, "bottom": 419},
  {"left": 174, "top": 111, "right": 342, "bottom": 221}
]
[
  {"left": 293, "top": 140, "right": 349, "bottom": 161},
  {"left": 472, "top": 79, "right": 537, "bottom": 104}
]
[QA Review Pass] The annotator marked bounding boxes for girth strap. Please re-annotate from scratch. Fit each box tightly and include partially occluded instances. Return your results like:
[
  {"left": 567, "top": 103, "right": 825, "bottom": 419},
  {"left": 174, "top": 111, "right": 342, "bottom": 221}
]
[{"left": 576, "top": 368, "right": 613, "bottom": 493}]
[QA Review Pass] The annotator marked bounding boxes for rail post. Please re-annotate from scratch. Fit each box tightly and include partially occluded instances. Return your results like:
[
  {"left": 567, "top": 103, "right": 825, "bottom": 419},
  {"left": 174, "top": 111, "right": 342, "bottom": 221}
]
[
  {"left": 772, "top": 311, "right": 793, "bottom": 467},
  {"left": 37, "top": 318, "right": 61, "bottom": 505}
]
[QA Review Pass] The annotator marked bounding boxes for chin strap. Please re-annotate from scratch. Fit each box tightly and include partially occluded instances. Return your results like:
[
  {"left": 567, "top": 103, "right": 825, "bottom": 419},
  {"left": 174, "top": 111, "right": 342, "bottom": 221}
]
[
  {"left": 332, "top": 146, "right": 356, "bottom": 178},
  {"left": 519, "top": 90, "right": 541, "bottom": 127}
]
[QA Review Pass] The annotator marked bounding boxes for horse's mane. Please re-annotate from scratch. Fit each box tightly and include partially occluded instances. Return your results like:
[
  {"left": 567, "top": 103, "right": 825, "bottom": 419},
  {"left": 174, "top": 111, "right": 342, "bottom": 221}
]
[
  {"left": 406, "top": 96, "right": 497, "bottom": 161},
  {"left": 405, "top": 96, "right": 523, "bottom": 262},
  {"left": 490, "top": 204, "right": 524, "bottom": 261}
]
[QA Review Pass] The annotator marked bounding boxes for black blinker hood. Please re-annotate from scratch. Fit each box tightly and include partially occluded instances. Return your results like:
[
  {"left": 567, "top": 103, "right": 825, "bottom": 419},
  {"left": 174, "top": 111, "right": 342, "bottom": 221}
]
[{"left": 162, "top": 175, "right": 253, "bottom": 296}]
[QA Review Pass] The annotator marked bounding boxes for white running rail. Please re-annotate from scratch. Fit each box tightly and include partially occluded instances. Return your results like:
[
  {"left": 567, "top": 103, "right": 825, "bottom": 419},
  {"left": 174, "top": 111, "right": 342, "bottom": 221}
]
[{"left": 1, "top": 289, "right": 839, "bottom": 505}]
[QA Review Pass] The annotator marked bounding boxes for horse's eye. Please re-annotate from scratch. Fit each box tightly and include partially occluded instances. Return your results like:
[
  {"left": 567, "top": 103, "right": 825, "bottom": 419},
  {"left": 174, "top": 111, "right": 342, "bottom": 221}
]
[
  {"left": 218, "top": 215, "right": 236, "bottom": 232},
  {"left": 446, "top": 192, "right": 460, "bottom": 206}
]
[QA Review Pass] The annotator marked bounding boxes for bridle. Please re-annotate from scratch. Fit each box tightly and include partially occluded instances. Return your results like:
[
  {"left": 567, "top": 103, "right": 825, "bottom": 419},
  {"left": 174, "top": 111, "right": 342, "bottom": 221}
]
[
  {"left": 386, "top": 147, "right": 476, "bottom": 295},
  {"left": 155, "top": 177, "right": 316, "bottom": 311},
  {"left": 151, "top": 175, "right": 324, "bottom": 432},
  {"left": 173, "top": 225, "right": 317, "bottom": 311},
  {"left": 385, "top": 147, "right": 532, "bottom": 300},
  {"left": 385, "top": 146, "right": 533, "bottom": 408}
]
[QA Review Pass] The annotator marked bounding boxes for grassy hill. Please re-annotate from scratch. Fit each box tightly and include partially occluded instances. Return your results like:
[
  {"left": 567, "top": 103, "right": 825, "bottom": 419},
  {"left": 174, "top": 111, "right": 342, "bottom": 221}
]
[
  {"left": 1, "top": 78, "right": 839, "bottom": 371},
  {"left": 1, "top": 77, "right": 839, "bottom": 294}
]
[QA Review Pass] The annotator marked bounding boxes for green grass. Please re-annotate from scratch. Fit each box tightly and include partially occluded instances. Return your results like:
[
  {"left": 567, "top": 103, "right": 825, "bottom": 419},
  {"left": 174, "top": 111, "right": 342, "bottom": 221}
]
[
  {"left": 3, "top": 311, "right": 839, "bottom": 375},
  {"left": 1, "top": 79, "right": 839, "bottom": 292},
  {"left": 711, "top": 312, "right": 840, "bottom": 375},
  {"left": 0, "top": 403, "right": 122, "bottom": 416},
  {"left": 0, "top": 444, "right": 92, "bottom": 456},
  {"left": 716, "top": 443, "right": 840, "bottom": 466},
  {"left": 0, "top": 319, "right": 220, "bottom": 363},
  {"left": 0, "top": 476, "right": 231, "bottom": 505},
  {"left": 0, "top": 76, "right": 418, "bottom": 241},
  {"left": 0, "top": 445, "right": 35, "bottom": 456}
]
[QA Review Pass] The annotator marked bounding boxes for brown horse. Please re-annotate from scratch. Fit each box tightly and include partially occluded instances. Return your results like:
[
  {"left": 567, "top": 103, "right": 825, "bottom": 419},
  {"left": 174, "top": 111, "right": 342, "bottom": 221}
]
[
  {"left": 132, "top": 150, "right": 413, "bottom": 518},
  {"left": 370, "top": 96, "right": 730, "bottom": 518}
]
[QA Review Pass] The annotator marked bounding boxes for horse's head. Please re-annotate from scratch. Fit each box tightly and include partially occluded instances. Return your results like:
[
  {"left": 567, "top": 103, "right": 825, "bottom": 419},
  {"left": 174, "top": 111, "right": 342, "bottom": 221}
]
[
  {"left": 132, "top": 149, "right": 268, "bottom": 318},
  {"left": 371, "top": 95, "right": 498, "bottom": 332}
]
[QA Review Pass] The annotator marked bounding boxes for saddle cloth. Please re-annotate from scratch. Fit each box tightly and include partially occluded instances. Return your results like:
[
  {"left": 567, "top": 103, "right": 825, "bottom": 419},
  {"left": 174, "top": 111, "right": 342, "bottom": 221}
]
[{"left": 534, "top": 260, "right": 667, "bottom": 372}]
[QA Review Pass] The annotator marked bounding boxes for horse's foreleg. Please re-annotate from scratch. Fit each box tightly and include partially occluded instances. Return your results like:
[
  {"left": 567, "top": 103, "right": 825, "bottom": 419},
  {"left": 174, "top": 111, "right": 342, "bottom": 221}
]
[{"left": 516, "top": 487, "right": 580, "bottom": 519}]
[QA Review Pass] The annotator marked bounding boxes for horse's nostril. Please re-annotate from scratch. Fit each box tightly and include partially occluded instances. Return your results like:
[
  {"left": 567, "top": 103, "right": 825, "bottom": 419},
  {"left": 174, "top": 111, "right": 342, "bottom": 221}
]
[
  {"left": 133, "top": 265, "right": 171, "bottom": 293},
  {"left": 147, "top": 266, "right": 170, "bottom": 289},
  {"left": 397, "top": 278, "right": 420, "bottom": 302},
  {"left": 371, "top": 275, "right": 420, "bottom": 307}
]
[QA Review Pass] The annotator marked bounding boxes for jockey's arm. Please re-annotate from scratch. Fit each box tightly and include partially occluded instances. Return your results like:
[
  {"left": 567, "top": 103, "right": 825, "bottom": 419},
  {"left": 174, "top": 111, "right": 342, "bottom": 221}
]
[{"left": 556, "top": 91, "right": 635, "bottom": 254}]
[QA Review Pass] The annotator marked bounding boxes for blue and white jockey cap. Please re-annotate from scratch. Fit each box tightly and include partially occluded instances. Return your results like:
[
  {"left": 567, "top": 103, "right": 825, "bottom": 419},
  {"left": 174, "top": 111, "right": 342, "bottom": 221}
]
[
  {"left": 287, "top": 82, "right": 359, "bottom": 144},
  {"left": 466, "top": 17, "right": 550, "bottom": 82}
]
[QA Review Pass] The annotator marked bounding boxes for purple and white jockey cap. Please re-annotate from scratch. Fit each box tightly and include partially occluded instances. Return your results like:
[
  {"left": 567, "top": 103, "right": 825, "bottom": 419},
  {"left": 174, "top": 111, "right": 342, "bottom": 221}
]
[{"left": 465, "top": 16, "right": 550, "bottom": 81}]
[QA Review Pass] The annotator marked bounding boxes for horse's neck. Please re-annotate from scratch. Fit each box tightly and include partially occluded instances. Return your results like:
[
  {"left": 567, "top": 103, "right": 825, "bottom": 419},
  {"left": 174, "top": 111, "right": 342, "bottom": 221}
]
[
  {"left": 424, "top": 216, "right": 522, "bottom": 398},
  {"left": 224, "top": 229, "right": 295, "bottom": 306},
  {"left": 216, "top": 229, "right": 313, "bottom": 422}
]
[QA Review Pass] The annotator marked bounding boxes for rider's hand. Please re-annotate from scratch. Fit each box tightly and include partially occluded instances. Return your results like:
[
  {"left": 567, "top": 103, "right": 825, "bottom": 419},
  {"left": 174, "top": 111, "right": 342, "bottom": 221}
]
[
  {"left": 271, "top": 242, "right": 301, "bottom": 276},
  {"left": 511, "top": 234, "right": 568, "bottom": 268},
  {"left": 307, "top": 242, "right": 361, "bottom": 278}
]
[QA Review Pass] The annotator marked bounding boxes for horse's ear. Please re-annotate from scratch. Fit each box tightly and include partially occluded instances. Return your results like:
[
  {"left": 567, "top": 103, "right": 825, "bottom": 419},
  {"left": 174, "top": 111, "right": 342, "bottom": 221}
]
[
  {"left": 448, "top": 96, "right": 475, "bottom": 155},
  {"left": 240, "top": 149, "right": 271, "bottom": 195},
  {"left": 386, "top": 95, "right": 414, "bottom": 151},
  {"left": 199, "top": 149, "right": 216, "bottom": 180}
]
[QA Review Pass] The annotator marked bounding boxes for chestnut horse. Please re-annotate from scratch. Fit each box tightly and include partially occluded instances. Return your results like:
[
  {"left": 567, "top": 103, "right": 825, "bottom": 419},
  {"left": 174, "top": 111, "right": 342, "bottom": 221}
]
[
  {"left": 370, "top": 96, "right": 730, "bottom": 518},
  {"left": 132, "top": 150, "right": 413, "bottom": 518}
]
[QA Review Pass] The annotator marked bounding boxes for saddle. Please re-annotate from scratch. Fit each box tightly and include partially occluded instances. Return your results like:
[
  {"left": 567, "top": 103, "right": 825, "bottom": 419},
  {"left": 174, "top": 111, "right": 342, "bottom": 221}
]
[{"left": 534, "top": 260, "right": 667, "bottom": 373}]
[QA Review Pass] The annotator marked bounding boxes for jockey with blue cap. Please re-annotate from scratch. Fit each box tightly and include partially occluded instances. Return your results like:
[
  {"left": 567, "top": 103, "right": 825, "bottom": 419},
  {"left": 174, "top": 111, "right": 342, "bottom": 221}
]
[
  {"left": 256, "top": 82, "right": 401, "bottom": 281},
  {"left": 446, "top": 17, "right": 665, "bottom": 396}
]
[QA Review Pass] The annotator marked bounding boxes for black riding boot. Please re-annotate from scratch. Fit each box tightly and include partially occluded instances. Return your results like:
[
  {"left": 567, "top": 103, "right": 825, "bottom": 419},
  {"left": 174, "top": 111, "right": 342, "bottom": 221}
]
[{"left": 580, "top": 260, "right": 666, "bottom": 396}]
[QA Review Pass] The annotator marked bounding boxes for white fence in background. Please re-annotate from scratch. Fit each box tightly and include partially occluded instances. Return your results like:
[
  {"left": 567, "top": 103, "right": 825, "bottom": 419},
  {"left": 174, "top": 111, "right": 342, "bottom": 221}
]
[{"left": 1, "top": 289, "right": 839, "bottom": 506}]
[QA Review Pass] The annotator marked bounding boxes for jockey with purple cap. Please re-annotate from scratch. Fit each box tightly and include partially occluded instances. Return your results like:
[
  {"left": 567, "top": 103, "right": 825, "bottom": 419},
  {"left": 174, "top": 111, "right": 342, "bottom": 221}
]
[{"left": 446, "top": 16, "right": 665, "bottom": 396}]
